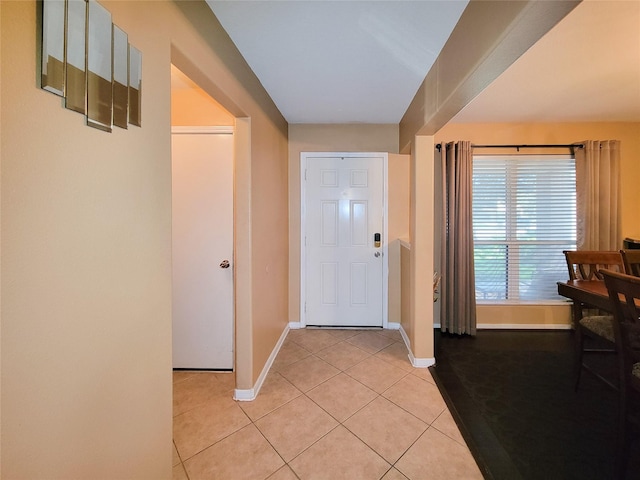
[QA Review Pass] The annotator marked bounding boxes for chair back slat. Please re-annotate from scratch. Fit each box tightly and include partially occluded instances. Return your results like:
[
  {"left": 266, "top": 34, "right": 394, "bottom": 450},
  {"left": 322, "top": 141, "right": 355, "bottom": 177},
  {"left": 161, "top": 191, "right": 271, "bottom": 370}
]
[
  {"left": 563, "top": 250, "right": 624, "bottom": 281},
  {"left": 602, "top": 270, "right": 640, "bottom": 368},
  {"left": 621, "top": 249, "right": 640, "bottom": 277},
  {"left": 601, "top": 270, "right": 640, "bottom": 480}
]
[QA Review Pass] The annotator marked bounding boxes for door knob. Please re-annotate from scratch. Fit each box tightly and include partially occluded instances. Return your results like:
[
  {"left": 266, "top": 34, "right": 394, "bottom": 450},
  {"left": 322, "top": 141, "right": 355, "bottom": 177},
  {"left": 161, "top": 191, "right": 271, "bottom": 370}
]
[
  {"left": 374, "top": 252, "right": 381, "bottom": 258},
  {"left": 220, "top": 260, "right": 230, "bottom": 269}
]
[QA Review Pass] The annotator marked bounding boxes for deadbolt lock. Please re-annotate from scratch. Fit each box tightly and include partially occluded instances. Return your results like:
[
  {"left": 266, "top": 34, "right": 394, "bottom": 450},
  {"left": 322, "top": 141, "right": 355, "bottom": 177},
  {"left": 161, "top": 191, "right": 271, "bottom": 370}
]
[
  {"left": 374, "top": 232, "right": 381, "bottom": 248},
  {"left": 220, "top": 260, "right": 230, "bottom": 269}
]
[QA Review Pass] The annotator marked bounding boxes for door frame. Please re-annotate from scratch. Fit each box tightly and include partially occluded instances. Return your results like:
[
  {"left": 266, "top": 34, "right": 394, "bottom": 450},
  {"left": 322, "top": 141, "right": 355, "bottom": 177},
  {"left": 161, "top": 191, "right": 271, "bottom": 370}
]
[
  {"left": 171, "top": 125, "right": 235, "bottom": 369},
  {"left": 299, "top": 151, "right": 389, "bottom": 328}
]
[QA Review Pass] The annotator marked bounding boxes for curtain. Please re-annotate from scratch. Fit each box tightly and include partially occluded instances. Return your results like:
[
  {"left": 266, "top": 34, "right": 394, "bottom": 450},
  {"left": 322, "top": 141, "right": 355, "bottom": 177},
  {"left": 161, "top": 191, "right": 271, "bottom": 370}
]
[
  {"left": 575, "top": 140, "right": 621, "bottom": 250},
  {"left": 440, "top": 141, "right": 476, "bottom": 335}
]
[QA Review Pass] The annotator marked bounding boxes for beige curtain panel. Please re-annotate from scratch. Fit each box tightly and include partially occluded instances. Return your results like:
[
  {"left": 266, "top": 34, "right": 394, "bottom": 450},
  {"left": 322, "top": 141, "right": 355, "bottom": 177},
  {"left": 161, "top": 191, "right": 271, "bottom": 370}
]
[
  {"left": 440, "top": 141, "right": 477, "bottom": 336},
  {"left": 575, "top": 140, "right": 621, "bottom": 250}
]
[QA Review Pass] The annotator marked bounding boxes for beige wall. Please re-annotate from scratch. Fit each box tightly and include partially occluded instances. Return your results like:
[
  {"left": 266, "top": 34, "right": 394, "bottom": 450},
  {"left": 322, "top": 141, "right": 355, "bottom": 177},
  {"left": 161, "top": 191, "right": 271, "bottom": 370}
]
[
  {"left": 408, "top": 136, "right": 436, "bottom": 360},
  {"left": 249, "top": 120, "right": 289, "bottom": 380},
  {"left": 0, "top": 0, "right": 3, "bottom": 467},
  {"left": 388, "top": 154, "right": 411, "bottom": 324},
  {"left": 435, "top": 122, "right": 640, "bottom": 327},
  {"left": 287, "top": 124, "right": 401, "bottom": 324},
  {"left": 2, "top": 2, "right": 172, "bottom": 477},
  {"left": 1, "top": 1, "right": 287, "bottom": 478},
  {"left": 171, "top": 84, "right": 235, "bottom": 126}
]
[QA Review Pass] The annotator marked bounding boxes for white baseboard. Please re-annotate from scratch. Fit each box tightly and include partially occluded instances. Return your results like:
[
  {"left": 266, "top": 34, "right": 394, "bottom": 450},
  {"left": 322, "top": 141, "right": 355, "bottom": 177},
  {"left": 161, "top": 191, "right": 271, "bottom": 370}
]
[
  {"left": 477, "top": 323, "right": 572, "bottom": 330},
  {"left": 409, "top": 351, "right": 436, "bottom": 368},
  {"left": 399, "top": 324, "right": 410, "bottom": 347},
  {"left": 234, "top": 324, "right": 290, "bottom": 402},
  {"left": 289, "top": 321, "right": 303, "bottom": 330},
  {"left": 386, "top": 321, "right": 400, "bottom": 330},
  {"left": 398, "top": 324, "right": 434, "bottom": 368},
  {"left": 233, "top": 387, "right": 256, "bottom": 402}
]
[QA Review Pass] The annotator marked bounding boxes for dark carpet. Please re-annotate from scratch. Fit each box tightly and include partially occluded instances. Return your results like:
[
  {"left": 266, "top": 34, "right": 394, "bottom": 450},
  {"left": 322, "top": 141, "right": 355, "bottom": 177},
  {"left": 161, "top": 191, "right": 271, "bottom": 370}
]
[{"left": 430, "top": 330, "right": 640, "bottom": 480}]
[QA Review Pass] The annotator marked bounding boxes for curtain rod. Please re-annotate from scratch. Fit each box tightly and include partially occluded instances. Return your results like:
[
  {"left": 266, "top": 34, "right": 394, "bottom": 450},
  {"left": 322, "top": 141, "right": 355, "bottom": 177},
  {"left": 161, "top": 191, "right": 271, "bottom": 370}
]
[{"left": 435, "top": 143, "right": 584, "bottom": 152}]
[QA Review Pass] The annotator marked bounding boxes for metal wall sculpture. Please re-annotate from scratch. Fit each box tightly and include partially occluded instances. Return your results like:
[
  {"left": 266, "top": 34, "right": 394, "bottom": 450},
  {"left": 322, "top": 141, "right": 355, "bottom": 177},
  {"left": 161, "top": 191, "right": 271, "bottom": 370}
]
[{"left": 40, "top": 0, "right": 142, "bottom": 131}]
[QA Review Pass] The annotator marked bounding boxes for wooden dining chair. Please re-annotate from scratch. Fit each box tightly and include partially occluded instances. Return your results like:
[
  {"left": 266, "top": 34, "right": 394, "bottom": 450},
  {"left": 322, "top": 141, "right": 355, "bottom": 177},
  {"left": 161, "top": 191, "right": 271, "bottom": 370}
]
[
  {"left": 621, "top": 249, "right": 640, "bottom": 277},
  {"left": 563, "top": 250, "right": 624, "bottom": 390},
  {"left": 601, "top": 270, "right": 640, "bottom": 479}
]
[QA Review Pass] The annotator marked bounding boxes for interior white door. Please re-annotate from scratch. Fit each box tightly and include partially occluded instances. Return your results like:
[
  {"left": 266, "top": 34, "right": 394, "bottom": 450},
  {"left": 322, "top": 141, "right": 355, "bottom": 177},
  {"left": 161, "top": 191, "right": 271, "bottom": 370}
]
[
  {"left": 172, "top": 129, "right": 234, "bottom": 369},
  {"left": 304, "top": 154, "right": 385, "bottom": 327}
]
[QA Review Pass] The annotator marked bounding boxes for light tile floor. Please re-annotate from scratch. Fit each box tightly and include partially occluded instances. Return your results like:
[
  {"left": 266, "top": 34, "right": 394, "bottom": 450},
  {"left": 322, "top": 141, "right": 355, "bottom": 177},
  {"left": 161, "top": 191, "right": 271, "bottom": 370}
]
[{"left": 173, "top": 328, "right": 483, "bottom": 480}]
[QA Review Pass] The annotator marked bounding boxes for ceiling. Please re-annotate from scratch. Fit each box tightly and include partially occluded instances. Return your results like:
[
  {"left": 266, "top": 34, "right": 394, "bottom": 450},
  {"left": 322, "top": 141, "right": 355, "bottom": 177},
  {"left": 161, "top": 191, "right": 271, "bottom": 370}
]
[
  {"left": 452, "top": 0, "right": 640, "bottom": 123},
  {"left": 206, "top": 0, "right": 468, "bottom": 123},
  {"left": 203, "top": 0, "right": 640, "bottom": 125}
]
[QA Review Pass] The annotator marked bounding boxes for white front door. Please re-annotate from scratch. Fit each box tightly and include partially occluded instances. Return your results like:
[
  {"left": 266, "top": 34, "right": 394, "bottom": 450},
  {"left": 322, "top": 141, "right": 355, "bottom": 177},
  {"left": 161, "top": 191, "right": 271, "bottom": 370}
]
[
  {"left": 302, "top": 153, "right": 386, "bottom": 327},
  {"left": 172, "top": 128, "right": 234, "bottom": 369}
]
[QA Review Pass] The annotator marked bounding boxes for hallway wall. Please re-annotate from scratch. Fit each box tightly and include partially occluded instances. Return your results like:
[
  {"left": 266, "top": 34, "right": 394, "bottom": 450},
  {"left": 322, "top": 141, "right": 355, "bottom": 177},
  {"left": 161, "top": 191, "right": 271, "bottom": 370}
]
[{"left": 0, "top": 1, "right": 287, "bottom": 478}]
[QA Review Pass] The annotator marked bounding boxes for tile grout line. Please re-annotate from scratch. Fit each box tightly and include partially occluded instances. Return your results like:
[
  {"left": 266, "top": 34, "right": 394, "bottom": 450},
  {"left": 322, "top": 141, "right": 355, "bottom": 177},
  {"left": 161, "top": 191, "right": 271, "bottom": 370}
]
[
  {"left": 173, "top": 330, "right": 475, "bottom": 480},
  {"left": 273, "top": 336, "right": 405, "bottom": 475},
  {"left": 274, "top": 335, "right": 435, "bottom": 478}
]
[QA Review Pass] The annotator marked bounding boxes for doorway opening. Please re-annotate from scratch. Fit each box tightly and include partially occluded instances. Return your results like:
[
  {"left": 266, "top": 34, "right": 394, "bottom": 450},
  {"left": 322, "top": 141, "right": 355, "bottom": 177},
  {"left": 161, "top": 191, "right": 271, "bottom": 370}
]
[
  {"left": 300, "top": 152, "right": 389, "bottom": 328},
  {"left": 170, "top": 64, "right": 235, "bottom": 371}
]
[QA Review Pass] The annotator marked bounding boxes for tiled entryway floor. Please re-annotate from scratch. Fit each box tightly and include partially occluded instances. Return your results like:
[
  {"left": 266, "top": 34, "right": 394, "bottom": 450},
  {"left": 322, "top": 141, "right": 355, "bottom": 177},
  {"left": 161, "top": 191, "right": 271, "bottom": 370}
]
[{"left": 173, "top": 328, "right": 483, "bottom": 480}]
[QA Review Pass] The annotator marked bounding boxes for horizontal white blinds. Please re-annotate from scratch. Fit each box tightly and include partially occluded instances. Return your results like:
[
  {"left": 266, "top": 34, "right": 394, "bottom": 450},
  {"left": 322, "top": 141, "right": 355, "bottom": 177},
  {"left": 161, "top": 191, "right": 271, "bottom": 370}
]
[{"left": 472, "top": 155, "right": 576, "bottom": 301}]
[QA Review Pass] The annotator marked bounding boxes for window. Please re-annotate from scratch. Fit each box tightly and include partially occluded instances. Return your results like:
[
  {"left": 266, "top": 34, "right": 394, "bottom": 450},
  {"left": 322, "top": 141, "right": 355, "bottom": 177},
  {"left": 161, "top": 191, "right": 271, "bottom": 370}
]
[{"left": 473, "top": 155, "right": 576, "bottom": 302}]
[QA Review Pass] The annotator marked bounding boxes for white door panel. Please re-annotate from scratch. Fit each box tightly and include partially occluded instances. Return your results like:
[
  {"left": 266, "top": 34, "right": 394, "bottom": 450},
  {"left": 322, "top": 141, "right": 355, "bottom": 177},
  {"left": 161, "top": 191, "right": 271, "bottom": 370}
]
[
  {"left": 172, "top": 129, "right": 234, "bottom": 369},
  {"left": 303, "top": 154, "right": 386, "bottom": 327}
]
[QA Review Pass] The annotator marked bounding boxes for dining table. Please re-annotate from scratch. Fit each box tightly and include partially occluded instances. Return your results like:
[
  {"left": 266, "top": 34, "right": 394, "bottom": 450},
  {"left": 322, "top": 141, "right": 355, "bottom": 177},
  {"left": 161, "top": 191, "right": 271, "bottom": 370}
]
[
  {"left": 557, "top": 279, "right": 612, "bottom": 327},
  {"left": 558, "top": 278, "right": 640, "bottom": 325}
]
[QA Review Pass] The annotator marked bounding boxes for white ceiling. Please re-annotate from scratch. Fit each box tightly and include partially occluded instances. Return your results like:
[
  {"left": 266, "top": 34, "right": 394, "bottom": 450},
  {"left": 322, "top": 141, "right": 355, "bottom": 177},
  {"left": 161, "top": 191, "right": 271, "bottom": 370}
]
[
  {"left": 206, "top": 0, "right": 468, "bottom": 123},
  {"left": 205, "top": 0, "right": 640, "bottom": 125}
]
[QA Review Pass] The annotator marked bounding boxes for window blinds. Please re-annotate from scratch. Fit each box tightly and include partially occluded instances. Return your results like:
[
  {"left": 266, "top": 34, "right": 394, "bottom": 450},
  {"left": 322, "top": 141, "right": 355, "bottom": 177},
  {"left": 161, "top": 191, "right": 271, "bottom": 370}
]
[{"left": 472, "top": 155, "right": 576, "bottom": 302}]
